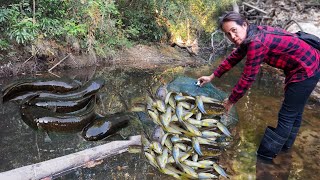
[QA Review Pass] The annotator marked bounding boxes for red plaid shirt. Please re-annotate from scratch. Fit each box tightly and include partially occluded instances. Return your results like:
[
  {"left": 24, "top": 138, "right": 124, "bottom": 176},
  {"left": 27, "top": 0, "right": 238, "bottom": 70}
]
[{"left": 214, "top": 25, "right": 320, "bottom": 104}]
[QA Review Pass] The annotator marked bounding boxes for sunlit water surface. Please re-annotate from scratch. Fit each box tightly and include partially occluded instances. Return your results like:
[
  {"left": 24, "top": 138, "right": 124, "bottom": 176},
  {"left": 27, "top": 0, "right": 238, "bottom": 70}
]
[{"left": 0, "top": 61, "right": 319, "bottom": 179}]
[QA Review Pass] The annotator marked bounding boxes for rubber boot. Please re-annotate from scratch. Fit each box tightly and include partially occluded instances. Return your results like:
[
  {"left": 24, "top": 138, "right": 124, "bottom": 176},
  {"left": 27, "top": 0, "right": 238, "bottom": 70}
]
[
  {"left": 257, "top": 126, "right": 286, "bottom": 161},
  {"left": 282, "top": 126, "right": 299, "bottom": 151}
]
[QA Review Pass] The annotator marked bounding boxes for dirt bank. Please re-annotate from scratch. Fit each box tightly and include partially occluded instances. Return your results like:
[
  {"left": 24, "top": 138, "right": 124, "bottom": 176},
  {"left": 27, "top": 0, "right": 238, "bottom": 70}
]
[{"left": 0, "top": 43, "right": 205, "bottom": 77}]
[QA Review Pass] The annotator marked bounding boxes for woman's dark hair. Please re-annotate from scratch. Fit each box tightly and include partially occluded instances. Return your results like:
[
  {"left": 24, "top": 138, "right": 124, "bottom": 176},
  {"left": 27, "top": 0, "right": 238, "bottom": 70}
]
[{"left": 218, "top": 11, "right": 249, "bottom": 30}]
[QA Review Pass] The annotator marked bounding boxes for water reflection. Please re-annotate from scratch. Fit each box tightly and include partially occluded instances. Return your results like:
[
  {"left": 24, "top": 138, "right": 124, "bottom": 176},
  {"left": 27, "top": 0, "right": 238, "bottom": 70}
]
[{"left": 0, "top": 62, "right": 319, "bottom": 179}]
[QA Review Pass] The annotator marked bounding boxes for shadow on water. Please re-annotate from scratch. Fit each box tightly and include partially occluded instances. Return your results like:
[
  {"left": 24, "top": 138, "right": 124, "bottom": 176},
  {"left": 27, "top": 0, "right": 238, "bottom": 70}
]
[{"left": 0, "top": 61, "right": 319, "bottom": 179}]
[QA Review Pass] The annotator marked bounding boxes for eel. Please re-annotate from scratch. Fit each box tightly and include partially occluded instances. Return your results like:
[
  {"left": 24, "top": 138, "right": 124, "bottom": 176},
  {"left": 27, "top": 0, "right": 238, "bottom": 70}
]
[
  {"left": 82, "top": 112, "right": 131, "bottom": 141},
  {"left": 20, "top": 98, "right": 96, "bottom": 132},
  {"left": 27, "top": 95, "right": 95, "bottom": 113},
  {"left": 2, "top": 77, "right": 82, "bottom": 102},
  {"left": 36, "top": 78, "right": 105, "bottom": 100}
]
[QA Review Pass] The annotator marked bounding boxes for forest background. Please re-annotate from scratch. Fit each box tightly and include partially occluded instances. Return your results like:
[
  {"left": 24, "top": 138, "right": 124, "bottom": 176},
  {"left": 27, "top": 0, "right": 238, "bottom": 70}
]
[
  {"left": 0, "top": 0, "right": 237, "bottom": 73},
  {"left": 0, "top": 0, "right": 319, "bottom": 76}
]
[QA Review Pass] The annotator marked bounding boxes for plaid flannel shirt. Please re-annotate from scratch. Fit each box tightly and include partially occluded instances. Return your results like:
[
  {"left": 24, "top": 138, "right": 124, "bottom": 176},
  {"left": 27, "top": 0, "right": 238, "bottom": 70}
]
[{"left": 214, "top": 25, "right": 320, "bottom": 104}]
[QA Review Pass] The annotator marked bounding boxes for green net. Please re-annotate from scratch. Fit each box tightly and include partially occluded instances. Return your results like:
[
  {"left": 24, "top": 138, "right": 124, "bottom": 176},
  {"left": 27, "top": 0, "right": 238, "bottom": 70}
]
[{"left": 167, "top": 76, "right": 238, "bottom": 127}]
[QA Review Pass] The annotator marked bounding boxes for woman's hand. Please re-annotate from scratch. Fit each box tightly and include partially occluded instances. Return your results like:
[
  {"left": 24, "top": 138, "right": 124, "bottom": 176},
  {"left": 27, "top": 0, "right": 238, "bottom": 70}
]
[
  {"left": 197, "top": 74, "right": 215, "bottom": 87},
  {"left": 223, "top": 98, "right": 234, "bottom": 114}
]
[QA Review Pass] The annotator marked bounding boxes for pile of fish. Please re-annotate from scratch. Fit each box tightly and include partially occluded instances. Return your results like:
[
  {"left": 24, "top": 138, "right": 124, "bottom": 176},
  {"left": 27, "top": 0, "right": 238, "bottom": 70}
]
[
  {"left": 1, "top": 77, "right": 130, "bottom": 141},
  {"left": 141, "top": 90, "right": 232, "bottom": 179}
]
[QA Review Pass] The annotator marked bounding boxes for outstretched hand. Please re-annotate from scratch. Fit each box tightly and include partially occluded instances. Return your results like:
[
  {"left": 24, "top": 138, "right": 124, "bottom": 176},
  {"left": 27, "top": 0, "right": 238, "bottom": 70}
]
[{"left": 197, "top": 74, "right": 215, "bottom": 87}]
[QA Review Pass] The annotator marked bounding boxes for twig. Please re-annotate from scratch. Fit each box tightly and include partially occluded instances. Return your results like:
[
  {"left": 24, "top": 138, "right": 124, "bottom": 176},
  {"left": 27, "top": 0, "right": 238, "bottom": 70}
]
[
  {"left": 48, "top": 71, "right": 61, "bottom": 78},
  {"left": 243, "top": 2, "right": 268, "bottom": 14},
  {"left": 23, "top": 48, "right": 40, "bottom": 65},
  {"left": 284, "top": 19, "right": 304, "bottom": 32},
  {"left": 48, "top": 54, "right": 70, "bottom": 72}
]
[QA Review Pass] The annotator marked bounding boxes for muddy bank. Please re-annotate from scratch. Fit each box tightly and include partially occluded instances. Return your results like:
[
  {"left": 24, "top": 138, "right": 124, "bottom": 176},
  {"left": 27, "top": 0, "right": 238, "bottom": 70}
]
[{"left": 0, "top": 44, "right": 205, "bottom": 78}]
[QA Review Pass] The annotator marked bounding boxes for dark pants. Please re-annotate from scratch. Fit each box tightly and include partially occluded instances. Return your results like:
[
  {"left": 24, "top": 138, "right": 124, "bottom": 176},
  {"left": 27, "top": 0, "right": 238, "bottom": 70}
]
[{"left": 257, "top": 73, "right": 320, "bottom": 160}]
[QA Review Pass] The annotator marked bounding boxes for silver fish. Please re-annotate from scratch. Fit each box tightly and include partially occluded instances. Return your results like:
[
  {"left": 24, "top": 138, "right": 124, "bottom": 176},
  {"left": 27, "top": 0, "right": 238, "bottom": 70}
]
[
  {"left": 198, "top": 172, "right": 218, "bottom": 179},
  {"left": 217, "top": 122, "right": 231, "bottom": 137},
  {"left": 213, "top": 162, "right": 229, "bottom": 178},
  {"left": 196, "top": 96, "right": 207, "bottom": 114},
  {"left": 192, "top": 137, "right": 203, "bottom": 156},
  {"left": 156, "top": 85, "right": 168, "bottom": 101}
]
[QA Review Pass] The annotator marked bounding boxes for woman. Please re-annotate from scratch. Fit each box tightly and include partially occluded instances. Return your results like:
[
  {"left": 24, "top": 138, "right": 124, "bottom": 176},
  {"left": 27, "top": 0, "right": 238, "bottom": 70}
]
[{"left": 198, "top": 11, "right": 320, "bottom": 161}]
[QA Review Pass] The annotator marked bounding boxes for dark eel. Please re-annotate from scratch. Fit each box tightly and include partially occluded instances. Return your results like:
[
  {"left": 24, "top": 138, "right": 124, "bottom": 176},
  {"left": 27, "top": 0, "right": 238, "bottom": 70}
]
[
  {"left": 36, "top": 78, "right": 105, "bottom": 100},
  {"left": 20, "top": 98, "right": 96, "bottom": 132},
  {"left": 2, "top": 78, "right": 82, "bottom": 102},
  {"left": 82, "top": 112, "right": 131, "bottom": 141},
  {"left": 27, "top": 95, "right": 95, "bottom": 113}
]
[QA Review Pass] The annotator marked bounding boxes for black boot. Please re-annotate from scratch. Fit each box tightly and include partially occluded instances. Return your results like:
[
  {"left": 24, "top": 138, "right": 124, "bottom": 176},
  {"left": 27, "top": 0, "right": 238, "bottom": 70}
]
[
  {"left": 257, "top": 126, "right": 286, "bottom": 161},
  {"left": 282, "top": 127, "right": 299, "bottom": 151}
]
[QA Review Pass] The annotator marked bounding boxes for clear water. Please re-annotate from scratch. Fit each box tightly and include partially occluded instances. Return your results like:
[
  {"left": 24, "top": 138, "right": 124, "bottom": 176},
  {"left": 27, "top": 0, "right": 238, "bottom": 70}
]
[{"left": 0, "top": 61, "right": 319, "bottom": 179}]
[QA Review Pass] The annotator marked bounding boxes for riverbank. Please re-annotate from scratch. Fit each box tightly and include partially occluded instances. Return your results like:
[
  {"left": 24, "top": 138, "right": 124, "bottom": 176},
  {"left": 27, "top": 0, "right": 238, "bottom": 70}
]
[{"left": 0, "top": 43, "right": 206, "bottom": 77}]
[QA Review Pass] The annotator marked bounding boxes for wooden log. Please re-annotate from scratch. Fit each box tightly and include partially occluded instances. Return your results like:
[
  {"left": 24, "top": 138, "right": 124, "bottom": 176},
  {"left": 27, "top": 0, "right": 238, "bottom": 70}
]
[{"left": 0, "top": 135, "right": 141, "bottom": 180}]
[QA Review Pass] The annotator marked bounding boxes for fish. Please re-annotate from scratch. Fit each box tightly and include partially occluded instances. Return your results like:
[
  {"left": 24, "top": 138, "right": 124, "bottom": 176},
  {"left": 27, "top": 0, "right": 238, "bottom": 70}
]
[
  {"left": 198, "top": 172, "right": 218, "bottom": 179},
  {"left": 183, "top": 160, "right": 211, "bottom": 168},
  {"left": 145, "top": 152, "right": 159, "bottom": 169},
  {"left": 165, "top": 164, "right": 183, "bottom": 175},
  {"left": 196, "top": 112, "right": 202, "bottom": 121},
  {"left": 192, "top": 137, "right": 203, "bottom": 156},
  {"left": 213, "top": 162, "right": 229, "bottom": 178},
  {"left": 162, "top": 134, "right": 172, "bottom": 150},
  {"left": 200, "top": 118, "right": 219, "bottom": 127},
  {"left": 148, "top": 110, "right": 161, "bottom": 125},
  {"left": 179, "top": 149, "right": 193, "bottom": 161},
  {"left": 179, "top": 101, "right": 192, "bottom": 110},
  {"left": 141, "top": 133, "right": 151, "bottom": 150},
  {"left": 192, "top": 154, "right": 198, "bottom": 162},
  {"left": 155, "top": 99, "right": 166, "bottom": 113},
  {"left": 156, "top": 147, "right": 169, "bottom": 169},
  {"left": 151, "top": 125, "right": 165, "bottom": 142},
  {"left": 155, "top": 84, "right": 168, "bottom": 101},
  {"left": 200, "top": 95, "right": 222, "bottom": 104},
  {"left": 160, "top": 107, "right": 172, "bottom": 128},
  {"left": 160, "top": 168, "right": 182, "bottom": 179},
  {"left": 27, "top": 95, "right": 94, "bottom": 113},
  {"left": 183, "top": 121, "right": 202, "bottom": 137},
  {"left": 82, "top": 112, "right": 130, "bottom": 141},
  {"left": 36, "top": 78, "right": 105, "bottom": 100},
  {"left": 202, "top": 130, "right": 221, "bottom": 138},
  {"left": 179, "top": 163, "right": 198, "bottom": 179},
  {"left": 172, "top": 144, "right": 181, "bottom": 166},
  {"left": 170, "top": 135, "right": 191, "bottom": 143},
  {"left": 165, "top": 91, "right": 173, "bottom": 105},
  {"left": 196, "top": 96, "right": 207, "bottom": 114},
  {"left": 175, "top": 143, "right": 188, "bottom": 152},
  {"left": 2, "top": 77, "right": 82, "bottom": 102},
  {"left": 151, "top": 141, "right": 163, "bottom": 154},
  {"left": 165, "top": 91, "right": 176, "bottom": 109},
  {"left": 217, "top": 122, "right": 232, "bottom": 137},
  {"left": 174, "top": 94, "right": 195, "bottom": 102},
  {"left": 20, "top": 98, "right": 96, "bottom": 132},
  {"left": 197, "top": 137, "right": 217, "bottom": 145}
]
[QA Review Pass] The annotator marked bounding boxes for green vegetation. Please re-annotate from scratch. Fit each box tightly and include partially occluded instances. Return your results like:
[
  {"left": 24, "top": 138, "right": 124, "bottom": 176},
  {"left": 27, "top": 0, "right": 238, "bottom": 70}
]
[{"left": 0, "top": 0, "right": 236, "bottom": 59}]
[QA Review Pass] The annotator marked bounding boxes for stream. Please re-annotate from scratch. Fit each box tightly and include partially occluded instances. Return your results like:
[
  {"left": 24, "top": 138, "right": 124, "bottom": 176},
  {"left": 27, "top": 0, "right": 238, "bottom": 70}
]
[{"left": 0, "top": 59, "right": 319, "bottom": 179}]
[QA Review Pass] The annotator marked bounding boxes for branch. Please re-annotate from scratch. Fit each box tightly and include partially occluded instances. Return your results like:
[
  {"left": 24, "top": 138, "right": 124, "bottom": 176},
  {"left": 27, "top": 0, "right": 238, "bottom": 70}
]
[
  {"left": 48, "top": 54, "right": 70, "bottom": 72},
  {"left": 243, "top": 2, "right": 268, "bottom": 14}
]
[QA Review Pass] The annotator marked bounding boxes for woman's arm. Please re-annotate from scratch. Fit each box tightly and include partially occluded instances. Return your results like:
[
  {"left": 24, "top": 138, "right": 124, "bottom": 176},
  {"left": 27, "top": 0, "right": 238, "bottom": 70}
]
[
  {"left": 213, "top": 46, "right": 248, "bottom": 78},
  {"left": 228, "top": 41, "right": 267, "bottom": 104}
]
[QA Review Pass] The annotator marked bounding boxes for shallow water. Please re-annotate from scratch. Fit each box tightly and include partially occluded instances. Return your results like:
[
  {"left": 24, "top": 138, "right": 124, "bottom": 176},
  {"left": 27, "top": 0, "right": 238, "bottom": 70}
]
[{"left": 0, "top": 61, "right": 319, "bottom": 179}]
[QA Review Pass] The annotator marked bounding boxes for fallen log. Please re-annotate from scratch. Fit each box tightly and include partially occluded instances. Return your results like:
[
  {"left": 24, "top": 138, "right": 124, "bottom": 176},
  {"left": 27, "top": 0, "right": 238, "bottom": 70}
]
[
  {"left": 171, "top": 42, "right": 198, "bottom": 56},
  {"left": 0, "top": 135, "right": 141, "bottom": 180}
]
